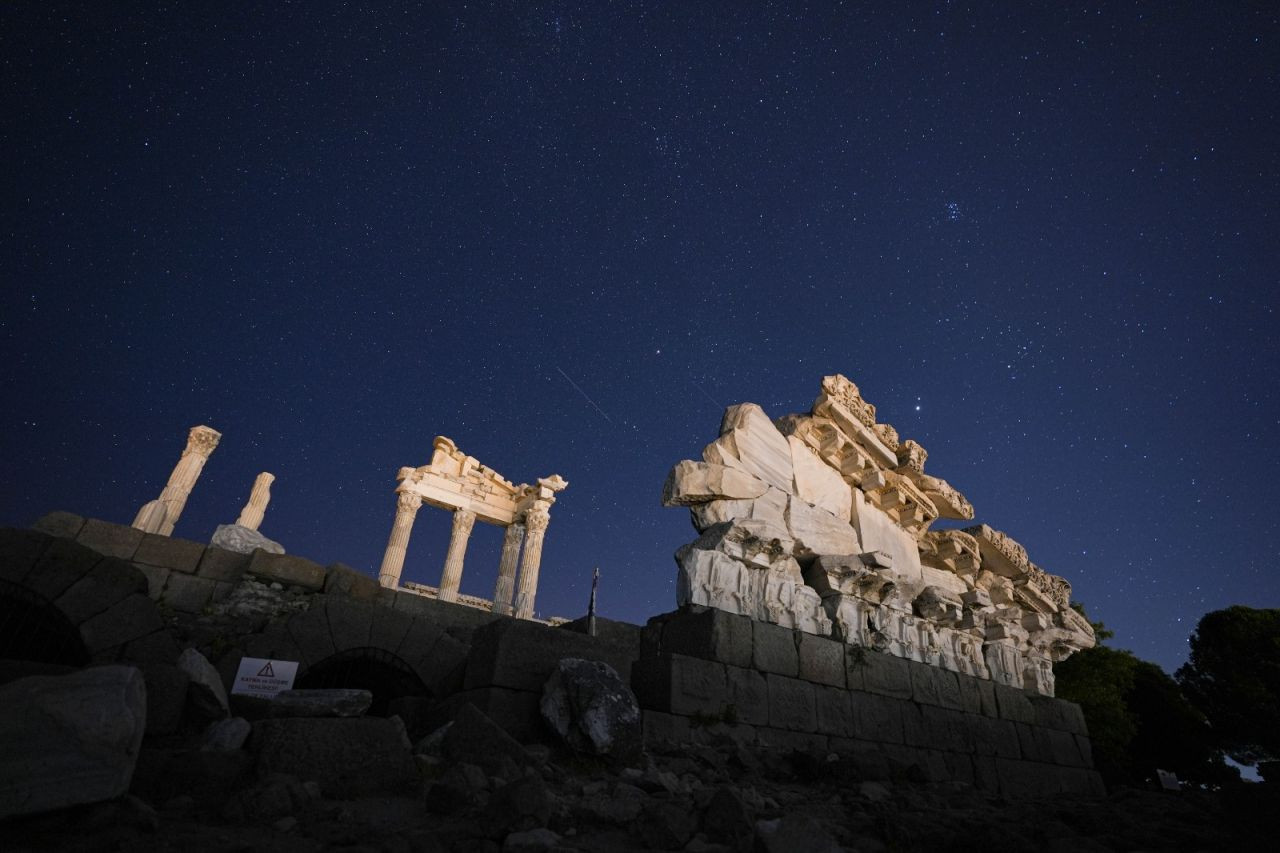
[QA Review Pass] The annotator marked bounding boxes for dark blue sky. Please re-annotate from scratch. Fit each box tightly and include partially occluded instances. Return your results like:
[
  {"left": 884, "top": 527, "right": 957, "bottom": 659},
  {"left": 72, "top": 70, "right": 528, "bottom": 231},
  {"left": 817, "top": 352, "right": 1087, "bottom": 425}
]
[{"left": 3, "top": 3, "right": 1276, "bottom": 673}]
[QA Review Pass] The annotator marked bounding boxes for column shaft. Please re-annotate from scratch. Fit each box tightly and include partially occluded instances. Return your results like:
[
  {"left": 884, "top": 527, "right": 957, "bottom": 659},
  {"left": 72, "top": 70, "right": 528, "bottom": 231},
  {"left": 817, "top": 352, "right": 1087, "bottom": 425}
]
[
  {"left": 133, "top": 425, "right": 221, "bottom": 535},
  {"left": 378, "top": 492, "right": 421, "bottom": 588},
  {"left": 513, "top": 509, "right": 550, "bottom": 620},
  {"left": 492, "top": 523, "right": 525, "bottom": 616},
  {"left": 438, "top": 509, "right": 477, "bottom": 603},
  {"left": 235, "top": 472, "right": 275, "bottom": 531}
]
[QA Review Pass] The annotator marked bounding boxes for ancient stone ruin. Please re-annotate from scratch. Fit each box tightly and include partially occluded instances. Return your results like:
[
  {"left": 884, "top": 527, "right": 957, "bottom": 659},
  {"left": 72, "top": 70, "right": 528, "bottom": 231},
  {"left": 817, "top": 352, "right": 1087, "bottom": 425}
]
[
  {"left": 378, "top": 436, "right": 568, "bottom": 620},
  {"left": 663, "top": 374, "right": 1096, "bottom": 696}
]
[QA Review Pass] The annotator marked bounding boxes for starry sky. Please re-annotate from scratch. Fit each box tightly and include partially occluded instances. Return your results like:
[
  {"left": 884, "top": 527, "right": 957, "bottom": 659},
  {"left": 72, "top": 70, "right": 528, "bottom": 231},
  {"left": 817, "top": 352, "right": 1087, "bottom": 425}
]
[{"left": 2, "top": 3, "right": 1276, "bottom": 674}]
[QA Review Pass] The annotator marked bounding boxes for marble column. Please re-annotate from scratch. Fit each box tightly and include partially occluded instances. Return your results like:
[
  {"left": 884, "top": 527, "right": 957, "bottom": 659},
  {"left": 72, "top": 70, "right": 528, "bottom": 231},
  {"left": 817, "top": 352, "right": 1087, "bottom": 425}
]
[
  {"left": 235, "top": 472, "right": 275, "bottom": 531},
  {"left": 491, "top": 522, "right": 525, "bottom": 616},
  {"left": 513, "top": 508, "right": 550, "bottom": 620},
  {"left": 132, "top": 424, "right": 222, "bottom": 536},
  {"left": 378, "top": 491, "right": 422, "bottom": 588},
  {"left": 437, "top": 508, "right": 477, "bottom": 603}
]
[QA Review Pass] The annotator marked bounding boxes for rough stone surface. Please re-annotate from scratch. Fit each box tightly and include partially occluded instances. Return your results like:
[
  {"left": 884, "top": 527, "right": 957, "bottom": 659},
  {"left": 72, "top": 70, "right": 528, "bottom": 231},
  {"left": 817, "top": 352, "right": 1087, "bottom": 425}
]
[
  {"left": 133, "top": 534, "right": 205, "bottom": 573},
  {"left": 323, "top": 562, "right": 381, "bottom": 600},
  {"left": 662, "top": 460, "right": 769, "bottom": 506},
  {"left": 246, "top": 550, "right": 324, "bottom": 590},
  {"left": 440, "top": 702, "right": 535, "bottom": 775},
  {"left": 211, "top": 523, "right": 285, "bottom": 555},
  {"left": 0, "top": 666, "right": 146, "bottom": 819},
  {"left": 139, "top": 663, "right": 189, "bottom": 737},
  {"left": 250, "top": 716, "right": 417, "bottom": 796},
  {"left": 178, "top": 647, "right": 230, "bottom": 721},
  {"left": 797, "top": 632, "right": 846, "bottom": 687},
  {"left": 32, "top": 511, "right": 86, "bottom": 540},
  {"left": 653, "top": 605, "right": 753, "bottom": 669},
  {"left": 752, "top": 620, "right": 798, "bottom": 677},
  {"left": 201, "top": 717, "right": 252, "bottom": 751},
  {"left": 269, "top": 688, "right": 373, "bottom": 718},
  {"left": 75, "top": 518, "right": 144, "bottom": 560},
  {"left": 540, "top": 658, "right": 642, "bottom": 761}
]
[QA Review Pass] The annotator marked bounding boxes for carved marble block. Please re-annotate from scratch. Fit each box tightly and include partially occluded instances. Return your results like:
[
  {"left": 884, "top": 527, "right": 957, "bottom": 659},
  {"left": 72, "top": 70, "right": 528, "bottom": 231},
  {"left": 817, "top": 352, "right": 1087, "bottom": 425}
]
[{"left": 663, "top": 374, "right": 1095, "bottom": 696}]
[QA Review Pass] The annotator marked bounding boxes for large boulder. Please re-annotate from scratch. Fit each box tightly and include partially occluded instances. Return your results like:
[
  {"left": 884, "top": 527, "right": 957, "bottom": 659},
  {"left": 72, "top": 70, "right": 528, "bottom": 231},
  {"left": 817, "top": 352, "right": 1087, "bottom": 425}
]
[
  {"left": 540, "top": 658, "right": 642, "bottom": 761},
  {"left": 0, "top": 665, "right": 147, "bottom": 819}
]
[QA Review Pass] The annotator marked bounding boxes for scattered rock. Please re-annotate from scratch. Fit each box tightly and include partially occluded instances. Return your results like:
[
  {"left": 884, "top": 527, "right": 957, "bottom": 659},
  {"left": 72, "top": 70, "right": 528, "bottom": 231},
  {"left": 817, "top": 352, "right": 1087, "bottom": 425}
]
[
  {"left": 441, "top": 703, "right": 535, "bottom": 777},
  {"left": 502, "top": 827, "right": 563, "bottom": 852},
  {"left": 269, "top": 688, "right": 373, "bottom": 718},
  {"left": 201, "top": 717, "right": 252, "bottom": 751},
  {"left": 177, "top": 647, "right": 230, "bottom": 723},
  {"left": 426, "top": 762, "right": 490, "bottom": 815},
  {"left": 212, "top": 523, "right": 285, "bottom": 555},
  {"left": 702, "top": 786, "right": 753, "bottom": 847},
  {"left": 0, "top": 665, "right": 146, "bottom": 819},
  {"left": 754, "top": 814, "right": 841, "bottom": 853},
  {"left": 488, "top": 774, "right": 552, "bottom": 833},
  {"left": 637, "top": 799, "right": 697, "bottom": 850},
  {"left": 540, "top": 658, "right": 642, "bottom": 761}
]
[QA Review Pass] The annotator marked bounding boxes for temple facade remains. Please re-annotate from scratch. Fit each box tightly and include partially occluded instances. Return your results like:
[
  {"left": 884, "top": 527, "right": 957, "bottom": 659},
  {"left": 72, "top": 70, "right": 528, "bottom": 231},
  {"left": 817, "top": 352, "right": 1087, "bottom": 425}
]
[
  {"left": 378, "top": 436, "right": 567, "bottom": 620},
  {"left": 663, "top": 374, "right": 1095, "bottom": 696}
]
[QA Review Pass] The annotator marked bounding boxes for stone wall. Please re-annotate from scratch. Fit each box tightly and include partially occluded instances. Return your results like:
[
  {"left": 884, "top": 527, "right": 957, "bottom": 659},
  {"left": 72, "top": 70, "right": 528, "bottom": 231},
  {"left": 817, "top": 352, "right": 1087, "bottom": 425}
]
[{"left": 633, "top": 606, "right": 1102, "bottom": 799}]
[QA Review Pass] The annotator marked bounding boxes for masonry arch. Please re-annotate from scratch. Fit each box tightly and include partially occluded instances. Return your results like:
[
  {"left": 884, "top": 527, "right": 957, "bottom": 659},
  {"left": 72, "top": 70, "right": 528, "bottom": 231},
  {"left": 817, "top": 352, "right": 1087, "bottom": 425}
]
[
  {"left": 295, "top": 646, "right": 432, "bottom": 716},
  {"left": 0, "top": 529, "right": 173, "bottom": 666},
  {"left": 0, "top": 578, "right": 90, "bottom": 667}
]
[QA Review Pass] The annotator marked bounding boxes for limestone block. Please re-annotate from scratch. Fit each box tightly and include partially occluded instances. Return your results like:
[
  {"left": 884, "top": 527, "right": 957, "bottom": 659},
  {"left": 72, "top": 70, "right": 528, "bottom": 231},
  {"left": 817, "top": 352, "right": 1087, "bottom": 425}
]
[
  {"left": 971, "top": 715, "right": 1021, "bottom": 759},
  {"left": 724, "top": 664, "right": 769, "bottom": 725},
  {"left": 136, "top": 563, "right": 169, "bottom": 599},
  {"left": 284, "top": 606, "right": 338, "bottom": 667},
  {"left": 766, "top": 674, "right": 817, "bottom": 733},
  {"left": 270, "top": 689, "right": 373, "bottom": 718},
  {"left": 162, "top": 573, "right": 217, "bottom": 613},
  {"left": 900, "top": 701, "right": 929, "bottom": 749},
  {"left": 1027, "top": 694, "right": 1088, "bottom": 735},
  {"left": 75, "top": 518, "right": 144, "bottom": 560},
  {"left": 797, "top": 633, "right": 845, "bottom": 687},
  {"left": 121, "top": 629, "right": 181, "bottom": 665},
  {"left": 323, "top": 562, "right": 380, "bottom": 601},
  {"left": 705, "top": 403, "right": 795, "bottom": 494},
  {"left": 752, "top": 620, "right": 798, "bottom": 677},
  {"left": 849, "top": 691, "right": 904, "bottom": 744},
  {"left": 212, "top": 524, "right": 285, "bottom": 556},
  {"left": 54, "top": 557, "right": 148, "bottom": 625},
  {"left": 179, "top": 647, "right": 230, "bottom": 718},
  {"left": 850, "top": 491, "right": 923, "bottom": 584},
  {"left": 786, "top": 436, "right": 851, "bottom": 519},
  {"left": 133, "top": 534, "right": 205, "bottom": 573},
  {"left": 854, "top": 649, "right": 913, "bottom": 701},
  {"left": 630, "top": 654, "right": 728, "bottom": 717},
  {"left": 368, "top": 606, "right": 414, "bottom": 656},
  {"left": 247, "top": 550, "right": 325, "bottom": 591},
  {"left": 921, "top": 705, "right": 972, "bottom": 754},
  {"left": 196, "top": 546, "right": 251, "bottom": 582},
  {"left": 661, "top": 460, "right": 768, "bottom": 507},
  {"left": 0, "top": 666, "right": 147, "bottom": 819},
  {"left": 676, "top": 546, "right": 756, "bottom": 616},
  {"left": 993, "top": 683, "right": 1036, "bottom": 725},
  {"left": 814, "top": 684, "right": 854, "bottom": 737},
  {"left": 957, "top": 671, "right": 998, "bottom": 717},
  {"left": 32, "top": 511, "right": 86, "bottom": 540},
  {"left": 690, "top": 486, "right": 789, "bottom": 532},
  {"left": 80, "top": 593, "right": 164, "bottom": 654},
  {"left": 326, "top": 598, "right": 374, "bottom": 651},
  {"left": 963, "top": 524, "right": 1030, "bottom": 580},
  {"left": 656, "top": 606, "right": 753, "bottom": 669},
  {"left": 755, "top": 727, "right": 828, "bottom": 754},
  {"left": 642, "top": 710, "right": 693, "bottom": 748},
  {"left": 250, "top": 716, "right": 417, "bottom": 796},
  {"left": 784, "top": 497, "right": 860, "bottom": 556}
]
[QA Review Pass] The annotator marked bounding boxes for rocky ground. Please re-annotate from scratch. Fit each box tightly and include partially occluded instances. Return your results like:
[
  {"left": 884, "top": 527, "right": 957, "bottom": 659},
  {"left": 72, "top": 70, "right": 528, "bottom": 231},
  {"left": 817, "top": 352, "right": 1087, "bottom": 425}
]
[{"left": 5, "top": 712, "right": 1272, "bottom": 853}]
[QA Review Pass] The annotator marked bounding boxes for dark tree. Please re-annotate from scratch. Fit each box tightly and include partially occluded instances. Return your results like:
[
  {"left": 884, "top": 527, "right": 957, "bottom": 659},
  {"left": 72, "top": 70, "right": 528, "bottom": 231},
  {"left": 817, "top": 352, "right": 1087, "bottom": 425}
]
[{"left": 1176, "top": 606, "right": 1280, "bottom": 766}]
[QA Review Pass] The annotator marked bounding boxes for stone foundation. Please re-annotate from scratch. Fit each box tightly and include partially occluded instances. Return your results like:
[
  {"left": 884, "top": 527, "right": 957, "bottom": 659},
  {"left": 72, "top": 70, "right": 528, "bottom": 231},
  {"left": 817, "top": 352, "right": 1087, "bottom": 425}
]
[{"left": 632, "top": 606, "right": 1103, "bottom": 798}]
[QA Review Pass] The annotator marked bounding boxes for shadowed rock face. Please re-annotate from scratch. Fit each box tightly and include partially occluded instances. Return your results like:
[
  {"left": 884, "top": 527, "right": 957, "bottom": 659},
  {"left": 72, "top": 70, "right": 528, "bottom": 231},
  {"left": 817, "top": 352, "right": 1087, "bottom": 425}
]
[{"left": 663, "top": 374, "right": 1095, "bottom": 696}]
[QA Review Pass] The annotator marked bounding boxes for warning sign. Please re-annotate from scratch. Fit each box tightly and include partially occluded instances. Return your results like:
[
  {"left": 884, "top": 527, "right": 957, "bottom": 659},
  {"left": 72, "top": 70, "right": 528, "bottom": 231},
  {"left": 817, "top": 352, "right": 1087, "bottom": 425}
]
[{"left": 232, "top": 656, "right": 299, "bottom": 698}]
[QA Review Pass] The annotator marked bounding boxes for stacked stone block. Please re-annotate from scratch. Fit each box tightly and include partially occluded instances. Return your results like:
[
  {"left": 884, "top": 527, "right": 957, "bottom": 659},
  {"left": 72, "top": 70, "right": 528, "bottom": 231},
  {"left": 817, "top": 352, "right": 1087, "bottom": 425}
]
[{"left": 633, "top": 606, "right": 1102, "bottom": 799}]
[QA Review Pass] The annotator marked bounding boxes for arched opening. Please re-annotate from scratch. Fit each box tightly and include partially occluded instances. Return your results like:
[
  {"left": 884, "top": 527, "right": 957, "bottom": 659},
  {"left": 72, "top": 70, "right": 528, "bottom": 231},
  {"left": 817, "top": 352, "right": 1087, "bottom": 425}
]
[
  {"left": 0, "top": 578, "right": 90, "bottom": 667},
  {"left": 295, "top": 646, "right": 431, "bottom": 716}
]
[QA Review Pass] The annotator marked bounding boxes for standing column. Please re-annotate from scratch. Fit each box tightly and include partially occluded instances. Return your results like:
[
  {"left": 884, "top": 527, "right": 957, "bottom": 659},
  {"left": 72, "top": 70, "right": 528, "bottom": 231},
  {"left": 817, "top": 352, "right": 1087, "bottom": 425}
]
[
  {"left": 378, "top": 491, "right": 422, "bottom": 588},
  {"left": 235, "top": 472, "right": 275, "bottom": 531},
  {"left": 133, "top": 424, "right": 222, "bottom": 535},
  {"left": 437, "top": 509, "right": 477, "bottom": 603},
  {"left": 513, "top": 508, "right": 550, "bottom": 620},
  {"left": 491, "top": 522, "right": 525, "bottom": 616}
]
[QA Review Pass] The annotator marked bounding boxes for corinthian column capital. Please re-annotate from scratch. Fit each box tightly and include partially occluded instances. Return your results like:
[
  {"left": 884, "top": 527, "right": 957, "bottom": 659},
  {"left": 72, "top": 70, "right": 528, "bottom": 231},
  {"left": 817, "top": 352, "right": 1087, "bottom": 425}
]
[
  {"left": 184, "top": 425, "right": 222, "bottom": 458},
  {"left": 397, "top": 491, "right": 423, "bottom": 514}
]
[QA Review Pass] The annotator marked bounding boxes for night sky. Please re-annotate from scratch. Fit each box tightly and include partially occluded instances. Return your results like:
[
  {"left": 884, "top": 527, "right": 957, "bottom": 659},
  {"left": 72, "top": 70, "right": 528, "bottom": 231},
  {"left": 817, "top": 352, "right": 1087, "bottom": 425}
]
[{"left": 3, "top": 3, "right": 1276, "bottom": 675}]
